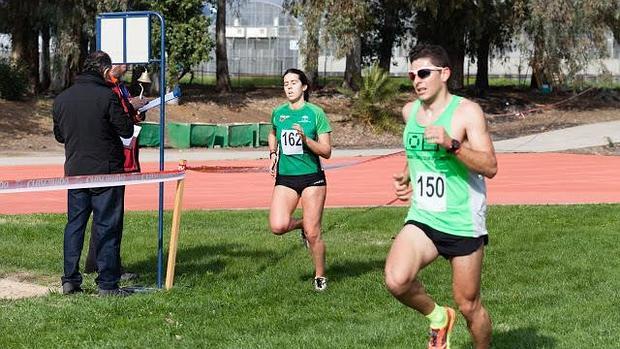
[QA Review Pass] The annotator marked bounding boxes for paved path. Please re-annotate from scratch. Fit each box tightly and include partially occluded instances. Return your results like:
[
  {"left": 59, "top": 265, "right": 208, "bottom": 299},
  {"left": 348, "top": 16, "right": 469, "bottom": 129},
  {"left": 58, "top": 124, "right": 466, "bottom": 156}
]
[{"left": 493, "top": 120, "right": 620, "bottom": 152}]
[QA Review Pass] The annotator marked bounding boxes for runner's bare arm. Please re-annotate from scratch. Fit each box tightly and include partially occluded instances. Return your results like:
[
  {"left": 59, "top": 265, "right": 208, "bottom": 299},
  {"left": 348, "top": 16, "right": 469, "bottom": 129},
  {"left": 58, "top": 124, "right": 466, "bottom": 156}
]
[
  {"left": 402, "top": 102, "right": 414, "bottom": 122},
  {"left": 454, "top": 102, "right": 497, "bottom": 178},
  {"left": 268, "top": 129, "right": 278, "bottom": 176},
  {"left": 393, "top": 102, "right": 415, "bottom": 200},
  {"left": 393, "top": 162, "right": 412, "bottom": 201},
  {"left": 293, "top": 124, "right": 332, "bottom": 159}
]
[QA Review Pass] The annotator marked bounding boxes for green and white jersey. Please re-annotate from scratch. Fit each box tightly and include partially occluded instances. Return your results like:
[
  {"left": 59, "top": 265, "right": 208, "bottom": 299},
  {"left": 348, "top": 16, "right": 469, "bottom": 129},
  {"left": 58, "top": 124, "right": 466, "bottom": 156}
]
[
  {"left": 403, "top": 95, "right": 488, "bottom": 238},
  {"left": 271, "top": 102, "right": 332, "bottom": 176}
]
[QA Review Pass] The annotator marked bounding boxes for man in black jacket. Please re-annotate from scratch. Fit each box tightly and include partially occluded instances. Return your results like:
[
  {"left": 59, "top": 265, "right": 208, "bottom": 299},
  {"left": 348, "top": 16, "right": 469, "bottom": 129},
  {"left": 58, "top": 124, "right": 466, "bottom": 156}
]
[{"left": 53, "top": 51, "right": 134, "bottom": 296}]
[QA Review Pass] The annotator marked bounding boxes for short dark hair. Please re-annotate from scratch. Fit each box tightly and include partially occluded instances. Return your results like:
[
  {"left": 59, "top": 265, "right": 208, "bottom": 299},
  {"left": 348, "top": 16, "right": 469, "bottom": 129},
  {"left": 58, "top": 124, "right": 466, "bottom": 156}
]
[
  {"left": 408, "top": 44, "right": 451, "bottom": 69},
  {"left": 82, "top": 51, "right": 112, "bottom": 76},
  {"left": 282, "top": 68, "right": 310, "bottom": 101}
]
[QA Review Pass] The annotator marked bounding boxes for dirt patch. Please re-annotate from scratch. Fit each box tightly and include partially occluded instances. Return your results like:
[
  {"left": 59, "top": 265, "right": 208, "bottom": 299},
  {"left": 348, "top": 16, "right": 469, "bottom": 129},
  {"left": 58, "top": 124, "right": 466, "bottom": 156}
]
[
  {"left": 0, "top": 272, "right": 53, "bottom": 299},
  {"left": 1, "top": 86, "right": 619, "bottom": 153}
]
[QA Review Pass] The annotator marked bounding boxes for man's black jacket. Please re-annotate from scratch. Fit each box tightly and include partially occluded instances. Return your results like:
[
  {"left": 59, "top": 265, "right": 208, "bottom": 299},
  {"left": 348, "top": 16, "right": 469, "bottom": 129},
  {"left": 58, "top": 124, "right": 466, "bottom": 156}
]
[{"left": 53, "top": 72, "right": 134, "bottom": 176}]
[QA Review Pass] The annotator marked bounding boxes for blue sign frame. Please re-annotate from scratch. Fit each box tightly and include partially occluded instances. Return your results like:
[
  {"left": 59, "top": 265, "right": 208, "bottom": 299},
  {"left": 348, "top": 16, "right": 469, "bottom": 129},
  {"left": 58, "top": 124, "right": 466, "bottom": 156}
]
[{"left": 97, "top": 11, "right": 168, "bottom": 289}]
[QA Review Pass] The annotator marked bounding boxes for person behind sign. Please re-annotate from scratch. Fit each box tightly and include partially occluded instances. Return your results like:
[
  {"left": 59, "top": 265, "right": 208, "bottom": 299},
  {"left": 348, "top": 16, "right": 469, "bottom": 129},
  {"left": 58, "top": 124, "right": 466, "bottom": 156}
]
[
  {"left": 53, "top": 50, "right": 134, "bottom": 297},
  {"left": 268, "top": 68, "right": 332, "bottom": 291},
  {"left": 84, "top": 63, "right": 147, "bottom": 280},
  {"left": 384, "top": 44, "right": 497, "bottom": 348}
]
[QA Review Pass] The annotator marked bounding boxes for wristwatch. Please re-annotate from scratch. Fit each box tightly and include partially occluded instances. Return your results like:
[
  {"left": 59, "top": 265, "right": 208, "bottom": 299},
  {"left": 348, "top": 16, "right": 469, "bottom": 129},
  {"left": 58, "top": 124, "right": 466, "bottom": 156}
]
[{"left": 447, "top": 139, "right": 461, "bottom": 153}]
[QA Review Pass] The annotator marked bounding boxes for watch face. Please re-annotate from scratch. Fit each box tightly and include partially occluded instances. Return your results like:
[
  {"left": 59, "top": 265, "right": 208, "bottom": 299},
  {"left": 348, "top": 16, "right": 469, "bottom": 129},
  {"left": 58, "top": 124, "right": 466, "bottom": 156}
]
[{"left": 449, "top": 139, "right": 460, "bottom": 153}]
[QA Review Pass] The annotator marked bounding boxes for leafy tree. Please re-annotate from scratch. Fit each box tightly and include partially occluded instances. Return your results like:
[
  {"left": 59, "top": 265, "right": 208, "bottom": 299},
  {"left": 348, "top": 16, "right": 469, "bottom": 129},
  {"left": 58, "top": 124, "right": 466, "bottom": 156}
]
[
  {"left": 362, "top": 0, "right": 413, "bottom": 72},
  {"left": 324, "top": 0, "right": 370, "bottom": 91},
  {"left": 0, "top": 0, "right": 42, "bottom": 93},
  {"left": 515, "top": 0, "right": 620, "bottom": 89},
  {"left": 410, "top": 0, "right": 475, "bottom": 90},
  {"left": 141, "top": 0, "right": 213, "bottom": 90},
  {"left": 285, "top": 1, "right": 372, "bottom": 91},
  {"left": 49, "top": 1, "right": 128, "bottom": 91},
  {"left": 467, "top": 0, "right": 517, "bottom": 93},
  {"left": 283, "top": 0, "right": 326, "bottom": 88}
]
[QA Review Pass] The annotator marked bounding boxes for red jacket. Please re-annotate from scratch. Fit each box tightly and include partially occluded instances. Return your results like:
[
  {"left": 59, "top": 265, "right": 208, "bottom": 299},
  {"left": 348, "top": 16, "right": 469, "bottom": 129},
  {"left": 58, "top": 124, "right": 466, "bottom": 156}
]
[{"left": 109, "top": 82, "right": 144, "bottom": 172}]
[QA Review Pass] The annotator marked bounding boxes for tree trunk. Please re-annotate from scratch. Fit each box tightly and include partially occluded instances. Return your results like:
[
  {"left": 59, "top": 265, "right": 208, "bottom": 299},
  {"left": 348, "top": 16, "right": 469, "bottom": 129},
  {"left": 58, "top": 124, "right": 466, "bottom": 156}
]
[
  {"left": 40, "top": 23, "right": 51, "bottom": 92},
  {"left": 302, "top": 8, "right": 321, "bottom": 89},
  {"left": 9, "top": 0, "right": 40, "bottom": 94},
  {"left": 377, "top": 34, "right": 394, "bottom": 72},
  {"left": 343, "top": 36, "right": 362, "bottom": 91},
  {"left": 304, "top": 26, "right": 320, "bottom": 89},
  {"left": 215, "top": 0, "right": 231, "bottom": 93},
  {"left": 529, "top": 36, "right": 545, "bottom": 89},
  {"left": 377, "top": 2, "right": 397, "bottom": 73},
  {"left": 474, "top": 34, "right": 490, "bottom": 93},
  {"left": 445, "top": 46, "right": 464, "bottom": 90}
]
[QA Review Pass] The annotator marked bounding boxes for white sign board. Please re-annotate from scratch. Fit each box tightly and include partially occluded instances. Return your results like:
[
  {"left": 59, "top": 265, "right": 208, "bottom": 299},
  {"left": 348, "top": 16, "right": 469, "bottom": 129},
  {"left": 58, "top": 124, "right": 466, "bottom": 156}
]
[{"left": 98, "top": 15, "right": 150, "bottom": 64}]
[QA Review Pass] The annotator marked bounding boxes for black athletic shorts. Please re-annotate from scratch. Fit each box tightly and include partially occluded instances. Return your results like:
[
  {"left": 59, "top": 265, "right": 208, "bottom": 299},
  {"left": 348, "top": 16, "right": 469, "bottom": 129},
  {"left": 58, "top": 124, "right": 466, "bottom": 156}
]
[
  {"left": 405, "top": 220, "right": 488, "bottom": 259},
  {"left": 275, "top": 171, "right": 326, "bottom": 196}
]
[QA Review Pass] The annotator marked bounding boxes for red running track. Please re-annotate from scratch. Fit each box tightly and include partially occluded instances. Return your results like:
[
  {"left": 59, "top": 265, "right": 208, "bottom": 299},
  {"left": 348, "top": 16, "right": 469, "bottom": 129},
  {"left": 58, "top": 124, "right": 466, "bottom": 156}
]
[{"left": 1, "top": 153, "right": 619, "bottom": 215}]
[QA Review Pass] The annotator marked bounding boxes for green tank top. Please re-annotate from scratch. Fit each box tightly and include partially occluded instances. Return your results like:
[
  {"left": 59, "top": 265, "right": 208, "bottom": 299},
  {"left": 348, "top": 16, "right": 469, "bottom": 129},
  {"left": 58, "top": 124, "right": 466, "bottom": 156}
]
[
  {"left": 271, "top": 102, "right": 332, "bottom": 176},
  {"left": 403, "top": 95, "right": 488, "bottom": 238}
]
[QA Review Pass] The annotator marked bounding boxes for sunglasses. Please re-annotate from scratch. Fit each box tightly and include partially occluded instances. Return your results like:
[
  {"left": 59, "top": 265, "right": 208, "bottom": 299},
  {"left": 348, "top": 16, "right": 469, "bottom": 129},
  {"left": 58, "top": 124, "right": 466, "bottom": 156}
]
[{"left": 408, "top": 67, "right": 444, "bottom": 81}]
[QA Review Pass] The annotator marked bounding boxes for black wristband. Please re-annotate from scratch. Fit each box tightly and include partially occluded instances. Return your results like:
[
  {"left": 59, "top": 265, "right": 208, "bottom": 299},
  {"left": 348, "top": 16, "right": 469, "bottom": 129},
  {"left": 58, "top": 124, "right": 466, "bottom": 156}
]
[{"left": 269, "top": 151, "right": 277, "bottom": 158}]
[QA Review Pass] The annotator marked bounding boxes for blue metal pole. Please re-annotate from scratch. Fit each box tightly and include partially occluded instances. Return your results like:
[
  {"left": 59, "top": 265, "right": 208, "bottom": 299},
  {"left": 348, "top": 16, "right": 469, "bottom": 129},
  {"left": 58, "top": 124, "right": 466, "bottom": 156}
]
[{"left": 154, "top": 12, "right": 166, "bottom": 289}]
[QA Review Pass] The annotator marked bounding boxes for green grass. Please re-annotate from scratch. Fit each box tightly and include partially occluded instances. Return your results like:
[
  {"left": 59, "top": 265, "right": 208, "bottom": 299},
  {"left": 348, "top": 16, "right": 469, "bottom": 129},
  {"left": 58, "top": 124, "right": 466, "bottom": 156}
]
[{"left": 0, "top": 205, "right": 619, "bottom": 348}]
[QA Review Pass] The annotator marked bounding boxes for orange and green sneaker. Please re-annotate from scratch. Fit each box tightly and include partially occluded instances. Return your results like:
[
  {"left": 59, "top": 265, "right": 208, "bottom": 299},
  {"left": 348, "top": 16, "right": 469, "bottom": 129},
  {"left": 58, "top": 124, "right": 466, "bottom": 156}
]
[{"left": 427, "top": 306, "right": 456, "bottom": 349}]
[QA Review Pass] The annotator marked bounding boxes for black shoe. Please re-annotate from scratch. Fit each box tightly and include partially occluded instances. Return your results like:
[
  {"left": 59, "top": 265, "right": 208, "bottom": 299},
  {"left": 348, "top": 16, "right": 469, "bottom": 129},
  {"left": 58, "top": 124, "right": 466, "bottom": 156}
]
[
  {"left": 98, "top": 287, "right": 133, "bottom": 297},
  {"left": 120, "top": 271, "right": 139, "bottom": 281},
  {"left": 62, "top": 282, "right": 83, "bottom": 295}
]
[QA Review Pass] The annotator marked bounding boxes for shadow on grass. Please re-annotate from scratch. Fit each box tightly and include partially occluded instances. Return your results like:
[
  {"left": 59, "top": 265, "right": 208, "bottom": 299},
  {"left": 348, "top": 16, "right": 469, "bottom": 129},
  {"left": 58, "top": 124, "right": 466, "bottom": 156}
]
[
  {"left": 299, "top": 259, "right": 385, "bottom": 282},
  {"left": 126, "top": 242, "right": 291, "bottom": 284},
  {"left": 488, "top": 326, "right": 556, "bottom": 349}
]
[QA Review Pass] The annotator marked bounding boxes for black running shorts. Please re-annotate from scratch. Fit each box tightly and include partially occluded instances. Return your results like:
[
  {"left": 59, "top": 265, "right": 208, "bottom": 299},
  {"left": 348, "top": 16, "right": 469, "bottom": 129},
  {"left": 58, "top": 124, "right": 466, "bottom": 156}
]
[
  {"left": 405, "top": 220, "right": 488, "bottom": 259},
  {"left": 275, "top": 171, "right": 326, "bottom": 196}
]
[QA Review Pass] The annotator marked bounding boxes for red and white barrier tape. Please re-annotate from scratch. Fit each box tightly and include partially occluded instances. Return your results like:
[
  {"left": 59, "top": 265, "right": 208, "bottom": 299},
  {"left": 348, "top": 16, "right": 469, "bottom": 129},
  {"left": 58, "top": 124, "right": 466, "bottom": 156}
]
[
  {"left": 184, "top": 150, "right": 406, "bottom": 174},
  {"left": 0, "top": 170, "right": 185, "bottom": 194}
]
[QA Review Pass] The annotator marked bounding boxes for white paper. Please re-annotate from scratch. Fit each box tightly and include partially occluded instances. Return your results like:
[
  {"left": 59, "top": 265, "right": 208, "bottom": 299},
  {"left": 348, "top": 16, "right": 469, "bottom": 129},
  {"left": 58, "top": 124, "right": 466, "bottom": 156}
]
[{"left": 137, "top": 90, "right": 180, "bottom": 113}]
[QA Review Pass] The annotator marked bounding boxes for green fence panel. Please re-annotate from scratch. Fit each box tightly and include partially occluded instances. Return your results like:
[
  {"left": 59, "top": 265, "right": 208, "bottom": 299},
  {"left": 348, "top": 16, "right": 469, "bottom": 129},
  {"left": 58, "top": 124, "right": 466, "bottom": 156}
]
[
  {"left": 138, "top": 122, "right": 160, "bottom": 147},
  {"left": 190, "top": 123, "right": 218, "bottom": 147},
  {"left": 168, "top": 122, "right": 191, "bottom": 149},
  {"left": 257, "top": 122, "right": 271, "bottom": 147},
  {"left": 228, "top": 123, "right": 255, "bottom": 147},
  {"left": 213, "top": 124, "right": 229, "bottom": 148}
]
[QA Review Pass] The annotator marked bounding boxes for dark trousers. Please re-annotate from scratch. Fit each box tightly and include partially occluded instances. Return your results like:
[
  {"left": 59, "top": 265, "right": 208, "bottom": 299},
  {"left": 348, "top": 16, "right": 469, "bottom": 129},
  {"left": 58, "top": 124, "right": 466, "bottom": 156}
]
[
  {"left": 61, "top": 186, "right": 125, "bottom": 290},
  {"left": 84, "top": 225, "right": 125, "bottom": 274}
]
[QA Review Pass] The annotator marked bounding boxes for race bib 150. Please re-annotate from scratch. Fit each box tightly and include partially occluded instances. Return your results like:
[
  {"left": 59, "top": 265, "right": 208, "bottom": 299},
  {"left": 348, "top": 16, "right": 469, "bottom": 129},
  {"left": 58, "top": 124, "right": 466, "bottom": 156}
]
[{"left": 414, "top": 172, "right": 447, "bottom": 212}]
